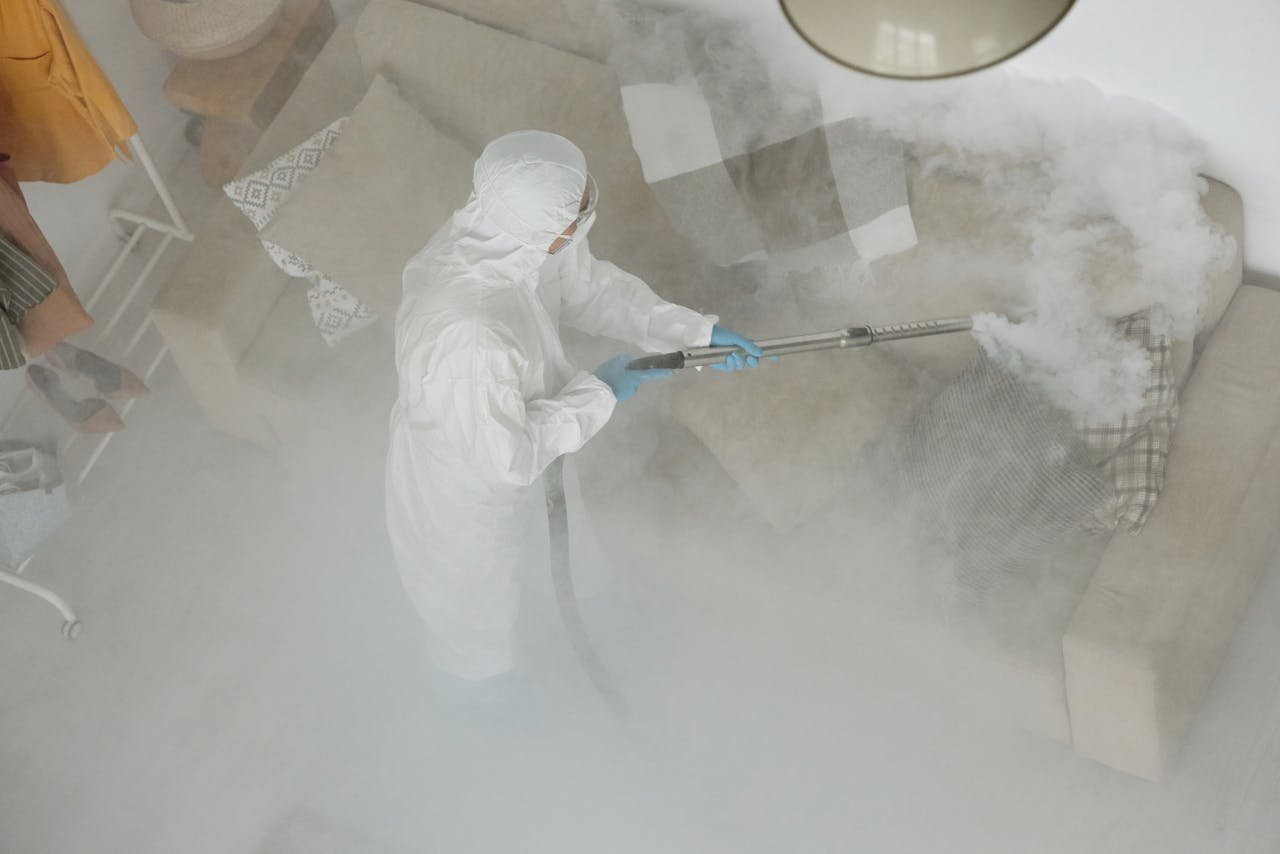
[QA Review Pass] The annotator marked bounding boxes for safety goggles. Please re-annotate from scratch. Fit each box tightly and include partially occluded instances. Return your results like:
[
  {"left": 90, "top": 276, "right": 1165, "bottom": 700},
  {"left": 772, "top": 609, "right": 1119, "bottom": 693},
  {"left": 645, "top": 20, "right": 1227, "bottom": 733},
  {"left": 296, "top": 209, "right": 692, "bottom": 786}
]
[{"left": 549, "top": 174, "right": 599, "bottom": 255}]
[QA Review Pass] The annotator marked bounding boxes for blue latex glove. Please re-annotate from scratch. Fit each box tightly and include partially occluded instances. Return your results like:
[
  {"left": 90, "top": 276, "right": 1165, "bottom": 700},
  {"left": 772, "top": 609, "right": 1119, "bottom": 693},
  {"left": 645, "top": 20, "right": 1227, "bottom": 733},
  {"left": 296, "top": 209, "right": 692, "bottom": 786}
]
[
  {"left": 709, "top": 325, "right": 766, "bottom": 372},
  {"left": 593, "top": 354, "right": 672, "bottom": 403}
]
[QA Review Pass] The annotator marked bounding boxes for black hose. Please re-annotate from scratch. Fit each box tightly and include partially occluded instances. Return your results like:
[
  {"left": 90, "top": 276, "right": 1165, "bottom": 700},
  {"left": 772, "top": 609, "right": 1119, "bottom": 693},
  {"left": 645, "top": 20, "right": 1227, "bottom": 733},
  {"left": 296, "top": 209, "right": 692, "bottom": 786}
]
[{"left": 545, "top": 457, "right": 628, "bottom": 718}]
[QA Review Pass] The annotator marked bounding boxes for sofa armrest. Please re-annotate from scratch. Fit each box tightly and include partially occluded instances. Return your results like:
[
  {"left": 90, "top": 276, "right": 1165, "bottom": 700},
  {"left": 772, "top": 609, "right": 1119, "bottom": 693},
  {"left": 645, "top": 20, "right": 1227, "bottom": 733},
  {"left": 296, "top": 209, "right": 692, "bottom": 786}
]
[
  {"left": 1063, "top": 285, "right": 1280, "bottom": 780},
  {"left": 151, "top": 20, "right": 366, "bottom": 447},
  {"left": 1196, "top": 178, "right": 1245, "bottom": 348},
  {"left": 151, "top": 199, "right": 292, "bottom": 446}
]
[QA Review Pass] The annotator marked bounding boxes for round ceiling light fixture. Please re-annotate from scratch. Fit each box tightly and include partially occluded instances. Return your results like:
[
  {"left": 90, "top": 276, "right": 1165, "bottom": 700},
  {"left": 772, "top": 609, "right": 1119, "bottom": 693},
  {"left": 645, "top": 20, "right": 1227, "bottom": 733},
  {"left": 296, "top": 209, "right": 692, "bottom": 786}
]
[{"left": 779, "top": 0, "right": 1076, "bottom": 80}]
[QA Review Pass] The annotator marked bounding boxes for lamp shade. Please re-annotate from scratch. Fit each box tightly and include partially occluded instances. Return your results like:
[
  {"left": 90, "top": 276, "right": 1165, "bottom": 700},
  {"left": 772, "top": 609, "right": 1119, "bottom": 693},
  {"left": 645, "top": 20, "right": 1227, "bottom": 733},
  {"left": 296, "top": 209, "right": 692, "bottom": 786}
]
[{"left": 779, "top": 0, "right": 1075, "bottom": 79}]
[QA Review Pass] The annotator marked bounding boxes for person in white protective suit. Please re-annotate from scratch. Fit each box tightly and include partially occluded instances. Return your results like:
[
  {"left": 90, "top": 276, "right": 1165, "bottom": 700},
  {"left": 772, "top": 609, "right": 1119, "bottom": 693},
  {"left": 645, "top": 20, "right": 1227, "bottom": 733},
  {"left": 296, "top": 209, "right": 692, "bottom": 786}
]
[{"left": 386, "top": 130, "right": 762, "bottom": 682}]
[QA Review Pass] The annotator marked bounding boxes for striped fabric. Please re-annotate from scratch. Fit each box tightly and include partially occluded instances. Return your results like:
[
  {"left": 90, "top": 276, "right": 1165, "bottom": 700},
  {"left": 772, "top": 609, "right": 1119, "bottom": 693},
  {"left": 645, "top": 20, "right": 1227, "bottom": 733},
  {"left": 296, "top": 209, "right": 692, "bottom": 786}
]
[
  {"left": 0, "top": 156, "right": 94, "bottom": 355},
  {"left": 0, "top": 234, "right": 57, "bottom": 369}
]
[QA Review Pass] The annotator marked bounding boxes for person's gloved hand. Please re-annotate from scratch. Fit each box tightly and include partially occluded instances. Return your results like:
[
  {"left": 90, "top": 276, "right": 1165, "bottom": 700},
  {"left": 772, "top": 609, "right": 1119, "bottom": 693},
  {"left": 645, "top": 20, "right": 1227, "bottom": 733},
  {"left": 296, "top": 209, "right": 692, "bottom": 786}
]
[
  {"left": 710, "top": 325, "right": 766, "bottom": 372},
  {"left": 593, "top": 354, "right": 672, "bottom": 403}
]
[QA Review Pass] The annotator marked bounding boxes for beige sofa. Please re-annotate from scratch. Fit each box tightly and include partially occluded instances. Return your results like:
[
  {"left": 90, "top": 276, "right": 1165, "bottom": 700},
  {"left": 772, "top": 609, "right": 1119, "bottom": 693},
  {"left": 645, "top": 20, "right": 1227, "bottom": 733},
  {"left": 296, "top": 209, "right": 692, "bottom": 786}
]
[{"left": 150, "top": 0, "right": 1279, "bottom": 781}]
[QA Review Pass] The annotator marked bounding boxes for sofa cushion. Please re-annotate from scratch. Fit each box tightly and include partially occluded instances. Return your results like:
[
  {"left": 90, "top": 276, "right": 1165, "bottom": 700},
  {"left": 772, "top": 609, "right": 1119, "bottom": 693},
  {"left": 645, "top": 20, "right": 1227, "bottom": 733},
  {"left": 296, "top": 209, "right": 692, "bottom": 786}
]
[
  {"left": 150, "top": 199, "right": 291, "bottom": 446},
  {"left": 867, "top": 162, "right": 1037, "bottom": 386},
  {"left": 223, "top": 117, "right": 346, "bottom": 275},
  {"left": 261, "top": 74, "right": 475, "bottom": 317},
  {"left": 223, "top": 118, "right": 346, "bottom": 235},
  {"left": 866, "top": 165, "right": 1243, "bottom": 390},
  {"left": 669, "top": 347, "right": 930, "bottom": 532},
  {"left": 153, "top": 198, "right": 288, "bottom": 366},
  {"left": 1073, "top": 175, "right": 1243, "bottom": 367},
  {"left": 238, "top": 280, "right": 339, "bottom": 443},
  {"left": 351, "top": 0, "right": 700, "bottom": 298},
  {"left": 222, "top": 117, "right": 379, "bottom": 347}
]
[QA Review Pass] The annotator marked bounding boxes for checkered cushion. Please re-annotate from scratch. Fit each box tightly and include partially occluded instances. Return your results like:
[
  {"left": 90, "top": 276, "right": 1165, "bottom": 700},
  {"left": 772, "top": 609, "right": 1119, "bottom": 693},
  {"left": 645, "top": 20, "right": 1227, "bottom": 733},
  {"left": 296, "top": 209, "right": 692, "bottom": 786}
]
[
  {"left": 611, "top": 7, "right": 916, "bottom": 269},
  {"left": 1077, "top": 312, "right": 1178, "bottom": 532},
  {"left": 898, "top": 352, "right": 1116, "bottom": 603},
  {"left": 222, "top": 118, "right": 377, "bottom": 346}
]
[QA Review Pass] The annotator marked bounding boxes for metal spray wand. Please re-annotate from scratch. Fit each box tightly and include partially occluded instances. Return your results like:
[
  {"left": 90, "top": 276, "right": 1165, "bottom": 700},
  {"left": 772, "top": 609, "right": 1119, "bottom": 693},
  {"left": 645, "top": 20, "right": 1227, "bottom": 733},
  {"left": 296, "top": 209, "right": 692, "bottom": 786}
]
[{"left": 625, "top": 316, "right": 975, "bottom": 372}]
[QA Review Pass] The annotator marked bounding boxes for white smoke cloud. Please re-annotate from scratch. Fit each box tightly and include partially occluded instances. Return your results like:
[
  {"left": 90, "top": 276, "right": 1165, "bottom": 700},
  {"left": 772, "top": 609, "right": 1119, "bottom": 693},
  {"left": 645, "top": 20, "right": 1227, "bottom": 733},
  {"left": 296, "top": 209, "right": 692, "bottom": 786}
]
[
  {"left": 604, "top": 1, "right": 1235, "bottom": 420},
  {"left": 857, "top": 75, "right": 1234, "bottom": 419}
]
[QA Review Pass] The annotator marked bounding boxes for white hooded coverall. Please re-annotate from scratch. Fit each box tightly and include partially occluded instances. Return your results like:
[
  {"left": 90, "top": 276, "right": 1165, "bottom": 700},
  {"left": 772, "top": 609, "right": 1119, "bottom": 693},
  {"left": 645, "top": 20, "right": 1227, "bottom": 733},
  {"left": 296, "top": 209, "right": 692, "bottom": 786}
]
[{"left": 386, "top": 131, "right": 714, "bottom": 680}]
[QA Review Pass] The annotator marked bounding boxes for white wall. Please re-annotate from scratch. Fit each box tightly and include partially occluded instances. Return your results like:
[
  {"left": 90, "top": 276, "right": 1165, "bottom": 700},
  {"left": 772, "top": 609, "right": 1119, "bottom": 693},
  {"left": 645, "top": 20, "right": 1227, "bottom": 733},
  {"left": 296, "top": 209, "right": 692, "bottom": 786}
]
[
  {"left": 1004, "top": 0, "right": 1280, "bottom": 280},
  {"left": 1, "top": 0, "right": 188, "bottom": 419}
]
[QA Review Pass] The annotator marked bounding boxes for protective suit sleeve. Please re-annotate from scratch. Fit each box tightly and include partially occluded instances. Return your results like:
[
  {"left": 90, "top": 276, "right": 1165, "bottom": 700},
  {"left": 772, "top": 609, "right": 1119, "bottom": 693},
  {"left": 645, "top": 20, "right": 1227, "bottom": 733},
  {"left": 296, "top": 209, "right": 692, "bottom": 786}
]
[
  {"left": 417, "top": 322, "right": 617, "bottom": 487},
  {"left": 559, "top": 246, "right": 716, "bottom": 352}
]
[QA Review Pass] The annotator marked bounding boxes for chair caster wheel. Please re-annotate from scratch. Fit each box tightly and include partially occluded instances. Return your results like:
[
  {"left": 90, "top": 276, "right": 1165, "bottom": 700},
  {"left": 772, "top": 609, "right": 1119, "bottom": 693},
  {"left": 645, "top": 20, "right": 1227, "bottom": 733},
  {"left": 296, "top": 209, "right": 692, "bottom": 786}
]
[{"left": 62, "top": 620, "right": 81, "bottom": 640}]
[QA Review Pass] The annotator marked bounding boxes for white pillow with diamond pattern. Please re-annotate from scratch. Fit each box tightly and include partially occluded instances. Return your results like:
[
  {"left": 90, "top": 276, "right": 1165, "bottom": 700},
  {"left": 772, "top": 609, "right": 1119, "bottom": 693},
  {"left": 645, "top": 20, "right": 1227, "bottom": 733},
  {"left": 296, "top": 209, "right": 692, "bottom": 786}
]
[
  {"left": 261, "top": 239, "right": 314, "bottom": 279},
  {"left": 222, "top": 118, "right": 377, "bottom": 345},
  {"left": 224, "top": 117, "right": 346, "bottom": 235},
  {"left": 306, "top": 275, "right": 378, "bottom": 347}
]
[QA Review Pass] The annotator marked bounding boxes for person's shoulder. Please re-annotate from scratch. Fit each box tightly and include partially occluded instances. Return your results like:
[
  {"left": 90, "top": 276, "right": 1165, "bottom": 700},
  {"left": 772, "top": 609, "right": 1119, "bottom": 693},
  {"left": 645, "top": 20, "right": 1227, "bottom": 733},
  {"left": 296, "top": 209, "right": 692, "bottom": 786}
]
[
  {"left": 410, "top": 314, "right": 527, "bottom": 386},
  {"left": 422, "top": 312, "right": 521, "bottom": 357}
]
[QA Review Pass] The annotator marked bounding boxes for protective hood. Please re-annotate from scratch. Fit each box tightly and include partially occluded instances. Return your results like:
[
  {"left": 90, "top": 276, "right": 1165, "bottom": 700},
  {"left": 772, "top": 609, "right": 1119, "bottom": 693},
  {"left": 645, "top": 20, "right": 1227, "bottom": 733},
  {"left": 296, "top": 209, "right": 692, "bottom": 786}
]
[
  {"left": 390, "top": 136, "right": 717, "bottom": 681},
  {"left": 435, "top": 130, "right": 594, "bottom": 287}
]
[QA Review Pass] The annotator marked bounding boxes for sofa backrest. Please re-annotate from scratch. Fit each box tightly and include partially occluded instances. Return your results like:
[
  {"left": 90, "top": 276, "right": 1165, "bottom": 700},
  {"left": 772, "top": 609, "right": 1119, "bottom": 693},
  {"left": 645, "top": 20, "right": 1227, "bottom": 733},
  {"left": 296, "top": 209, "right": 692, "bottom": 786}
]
[
  {"left": 354, "top": 1, "right": 627, "bottom": 186},
  {"left": 354, "top": 0, "right": 703, "bottom": 297},
  {"left": 1196, "top": 177, "right": 1244, "bottom": 347},
  {"left": 401, "top": 0, "right": 612, "bottom": 62}
]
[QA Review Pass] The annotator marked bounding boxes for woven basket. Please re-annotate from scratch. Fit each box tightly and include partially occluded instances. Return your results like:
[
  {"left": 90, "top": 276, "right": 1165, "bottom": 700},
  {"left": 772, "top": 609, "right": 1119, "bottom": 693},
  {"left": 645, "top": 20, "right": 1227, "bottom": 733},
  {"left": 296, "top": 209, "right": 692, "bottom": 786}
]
[{"left": 130, "top": 0, "right": 285, "bottom": 60}]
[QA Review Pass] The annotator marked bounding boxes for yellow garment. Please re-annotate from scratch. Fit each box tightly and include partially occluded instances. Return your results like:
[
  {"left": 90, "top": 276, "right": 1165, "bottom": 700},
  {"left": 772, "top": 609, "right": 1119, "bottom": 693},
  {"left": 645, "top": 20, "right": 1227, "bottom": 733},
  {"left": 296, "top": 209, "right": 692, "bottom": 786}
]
[{"left": 0, "top": 0, "right": 138, "bottom": 183}]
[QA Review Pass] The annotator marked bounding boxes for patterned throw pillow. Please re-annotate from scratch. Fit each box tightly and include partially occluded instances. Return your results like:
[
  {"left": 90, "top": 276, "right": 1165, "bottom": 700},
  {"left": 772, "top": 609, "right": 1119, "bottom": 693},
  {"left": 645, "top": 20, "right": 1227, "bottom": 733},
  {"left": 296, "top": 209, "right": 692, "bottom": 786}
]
[
  {"left": 222, "top": 118, "right": 378, "bottom": 346},
  {"left": 1076, "top": 311, "right": 1178, "bottom": 532},
  {"left": 223, "top": 118, "right": 346, "bottom": 231},
  {"left": 305, "top": 276, "right": 378, "bottom": 348}
]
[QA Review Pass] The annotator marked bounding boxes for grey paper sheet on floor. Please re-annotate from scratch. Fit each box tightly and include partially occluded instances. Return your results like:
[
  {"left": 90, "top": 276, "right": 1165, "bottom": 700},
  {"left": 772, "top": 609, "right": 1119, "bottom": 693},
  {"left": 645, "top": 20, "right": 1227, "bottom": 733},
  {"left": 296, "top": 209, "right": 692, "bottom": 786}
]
[{"left": 890, "top": 352, "right": 1117, "bottom": 604}]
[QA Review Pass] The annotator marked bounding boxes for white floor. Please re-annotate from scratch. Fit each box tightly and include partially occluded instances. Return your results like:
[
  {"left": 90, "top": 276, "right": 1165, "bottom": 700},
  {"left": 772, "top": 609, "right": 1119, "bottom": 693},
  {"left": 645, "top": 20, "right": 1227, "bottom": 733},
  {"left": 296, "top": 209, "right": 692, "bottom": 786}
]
[
  {"left": 2, "top": 236, "right": 1279, "bottom": 853},
  {"left": 3, "top": 17, "right": 1280, "bottom": 854}
]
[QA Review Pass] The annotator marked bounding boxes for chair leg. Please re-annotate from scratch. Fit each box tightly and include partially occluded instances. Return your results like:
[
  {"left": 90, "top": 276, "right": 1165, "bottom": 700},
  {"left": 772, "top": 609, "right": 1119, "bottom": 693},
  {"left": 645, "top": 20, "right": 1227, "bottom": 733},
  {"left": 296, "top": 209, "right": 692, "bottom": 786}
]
[{"left": 0, "top": 565, "right": 81, "bottom": 639}]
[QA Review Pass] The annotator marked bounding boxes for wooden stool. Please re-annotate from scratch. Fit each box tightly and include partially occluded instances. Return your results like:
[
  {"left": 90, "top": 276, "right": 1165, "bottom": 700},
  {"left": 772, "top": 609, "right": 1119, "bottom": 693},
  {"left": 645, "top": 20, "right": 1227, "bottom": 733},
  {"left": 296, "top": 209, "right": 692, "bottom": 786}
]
[{"left": 163, "top": 0, "right": 336, "bottom": 188}]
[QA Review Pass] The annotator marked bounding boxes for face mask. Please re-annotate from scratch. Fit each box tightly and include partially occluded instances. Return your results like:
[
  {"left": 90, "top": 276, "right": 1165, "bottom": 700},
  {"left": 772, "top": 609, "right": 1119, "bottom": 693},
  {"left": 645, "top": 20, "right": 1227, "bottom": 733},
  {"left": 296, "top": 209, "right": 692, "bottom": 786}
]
[{"left": 548, "top": 174, "right": 599, "bottom": 256}]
